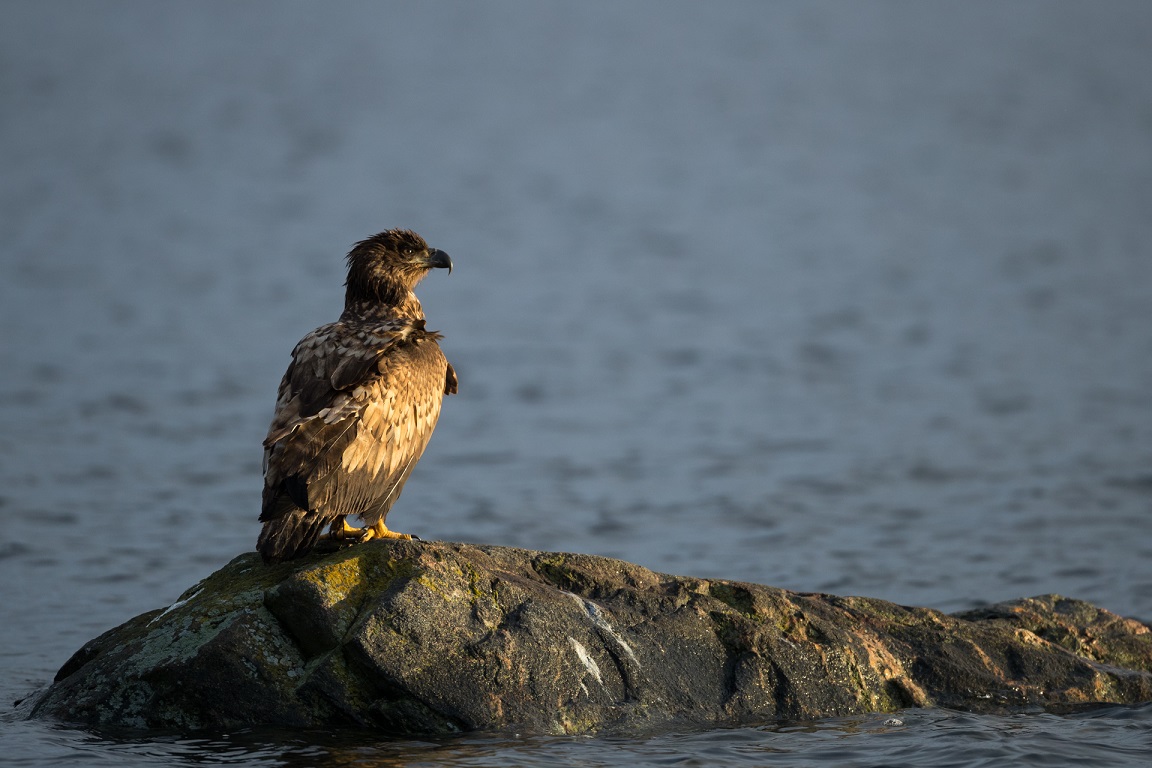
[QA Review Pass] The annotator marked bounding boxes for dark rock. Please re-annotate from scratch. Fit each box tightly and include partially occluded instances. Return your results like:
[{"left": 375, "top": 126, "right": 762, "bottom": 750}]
[{"left": 27, "top": 540, "right": 1152, "bottom": 734}]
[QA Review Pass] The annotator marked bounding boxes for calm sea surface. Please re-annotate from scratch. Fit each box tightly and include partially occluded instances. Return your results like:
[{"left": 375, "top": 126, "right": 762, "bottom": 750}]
[{"left": 3, "top": 2, "right": 1151, "bottom": 765}]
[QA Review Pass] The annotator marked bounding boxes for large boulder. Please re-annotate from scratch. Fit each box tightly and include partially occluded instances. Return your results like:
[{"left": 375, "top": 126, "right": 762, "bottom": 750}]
[{"left": 28, "top": 540, "right": 1152, "bottom": 734}]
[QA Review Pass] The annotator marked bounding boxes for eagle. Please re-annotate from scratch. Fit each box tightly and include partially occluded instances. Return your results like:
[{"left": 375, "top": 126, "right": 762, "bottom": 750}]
[{"left": 256, "top": 229, "right": 457, "bottom": 563}]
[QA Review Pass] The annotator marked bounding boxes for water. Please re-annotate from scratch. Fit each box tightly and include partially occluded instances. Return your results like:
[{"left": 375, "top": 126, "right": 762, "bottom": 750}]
[
  {"left": 2, "top": 1, "right": 1152, "bottom": 764},
  {"left": 4, "top": 707, "right": 1152, "bottom": 767}
]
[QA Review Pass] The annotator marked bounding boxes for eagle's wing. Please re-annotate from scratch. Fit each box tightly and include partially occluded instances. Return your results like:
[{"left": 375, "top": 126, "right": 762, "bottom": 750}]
[
  {"left": 258, "top": 319, "right": 449, "bottom": 561},
  {"left": 263, "top": 324, "right": 388, "bottom": 451},
  {"left": 262, "top": 318, "right": 415, "bottom": 499}
]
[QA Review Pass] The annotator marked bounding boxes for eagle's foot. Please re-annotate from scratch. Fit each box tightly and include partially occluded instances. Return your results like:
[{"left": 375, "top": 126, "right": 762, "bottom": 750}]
[
  {"left": 318, "top": 519, "right": 414, "bottom": 548},
  {"left": 359, "top": 520, "right": 414, "bottom": 543},
  {"left": 318, "top": 518, "right": 366, "bottom": 544}
]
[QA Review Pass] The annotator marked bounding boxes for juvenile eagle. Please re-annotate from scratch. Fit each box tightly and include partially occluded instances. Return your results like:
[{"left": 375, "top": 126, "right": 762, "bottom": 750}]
[{"left": 256, "top": 229, "right": 457, "bottom": 563}]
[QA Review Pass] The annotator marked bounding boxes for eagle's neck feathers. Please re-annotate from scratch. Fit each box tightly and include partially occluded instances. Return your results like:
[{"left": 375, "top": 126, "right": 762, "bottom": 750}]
[
  {"left": 342, "top": 292, "right": 424, "bottom": 322},
  {"left": 342, "top": 268, "right": 426, "bottom": 322}
]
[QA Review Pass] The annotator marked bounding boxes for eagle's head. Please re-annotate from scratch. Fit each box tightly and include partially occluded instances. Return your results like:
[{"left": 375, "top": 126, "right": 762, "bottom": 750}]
[{"left": 343, "top": 229, "right": 453, "bottom": 315}]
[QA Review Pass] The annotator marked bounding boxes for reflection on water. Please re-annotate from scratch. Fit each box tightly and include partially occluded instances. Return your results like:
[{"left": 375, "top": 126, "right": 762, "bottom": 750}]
[
  {"left": 6, "top": 706, "right": 1152, "bottom": 768},
  {"left": 3, "top": 2, "right": 1152, "bottom": 767}
]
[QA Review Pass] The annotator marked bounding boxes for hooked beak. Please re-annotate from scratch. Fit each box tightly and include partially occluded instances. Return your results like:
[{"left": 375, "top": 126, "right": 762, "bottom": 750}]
[{"left": 426, "top": 248, "right": 453, "bottom": 275}]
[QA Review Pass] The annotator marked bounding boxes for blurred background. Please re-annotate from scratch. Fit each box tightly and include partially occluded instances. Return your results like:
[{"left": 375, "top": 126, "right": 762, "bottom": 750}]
[{"left": 2, "top": 1, "right": 1151, "bottom": 710}]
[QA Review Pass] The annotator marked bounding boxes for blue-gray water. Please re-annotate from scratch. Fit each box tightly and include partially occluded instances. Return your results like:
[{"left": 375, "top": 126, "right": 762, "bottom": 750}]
[{"left": 3, "top": 2, "right": 1151, "bottom": 765}]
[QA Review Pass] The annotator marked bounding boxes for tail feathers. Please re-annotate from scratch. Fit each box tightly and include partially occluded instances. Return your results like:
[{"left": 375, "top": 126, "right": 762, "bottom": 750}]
[{"left": 257, "top": 503, "right": 332, "bottom": 563}]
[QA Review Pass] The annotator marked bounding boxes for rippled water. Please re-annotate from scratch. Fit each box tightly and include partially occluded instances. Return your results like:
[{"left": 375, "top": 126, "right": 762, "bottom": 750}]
[
  {"left": 3, "top": 2, "right": 1152, "bottom": 765},
  {"left": 5, "top": 707, "right": 1152, "bottom": 767}
]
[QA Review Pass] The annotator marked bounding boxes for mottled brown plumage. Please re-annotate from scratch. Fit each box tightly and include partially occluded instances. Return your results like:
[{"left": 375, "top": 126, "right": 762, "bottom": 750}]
[{"left": 257, "top": 229, "right": 456, "bottom": 563}]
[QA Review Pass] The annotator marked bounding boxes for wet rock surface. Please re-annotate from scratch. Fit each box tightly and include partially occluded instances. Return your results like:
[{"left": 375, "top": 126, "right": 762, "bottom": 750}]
[{"left": 29, "top": 541, "right": 1152, "bottom": 735}]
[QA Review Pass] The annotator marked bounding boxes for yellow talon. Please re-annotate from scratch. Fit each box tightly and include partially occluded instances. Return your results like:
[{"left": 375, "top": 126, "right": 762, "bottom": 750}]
[
  {"left": 319, "top": 518, "right": 412, "bottom": 546},
  {"left": 319, "top": 518, "right": 363, "bottom": 542},
  {"left": 360, "top": 520, "right": 413, "bottom": 542}
]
